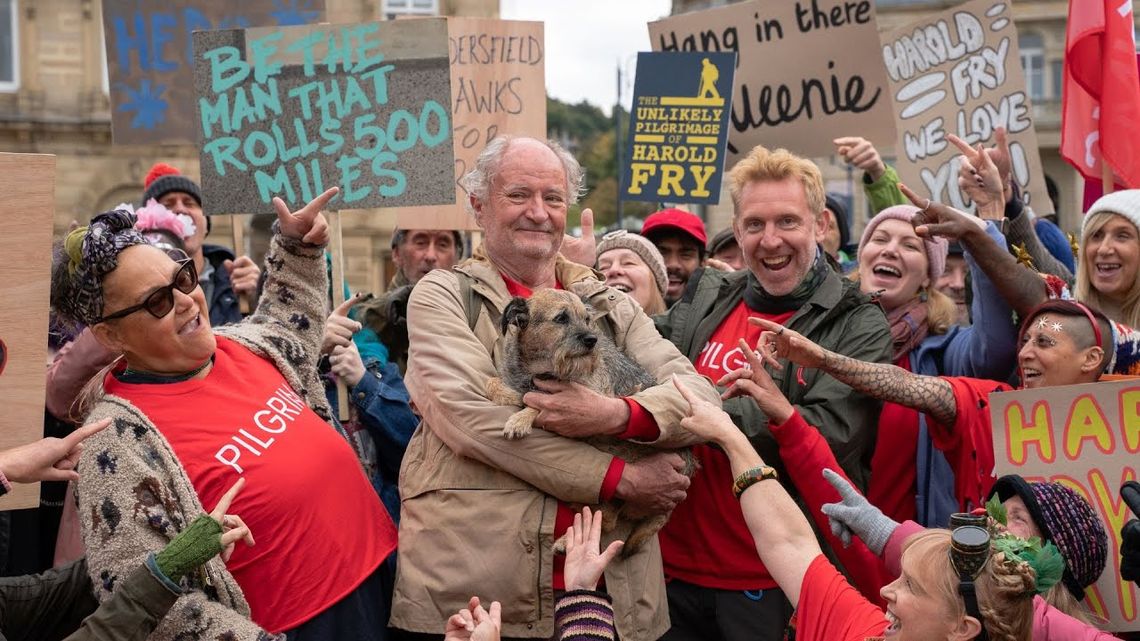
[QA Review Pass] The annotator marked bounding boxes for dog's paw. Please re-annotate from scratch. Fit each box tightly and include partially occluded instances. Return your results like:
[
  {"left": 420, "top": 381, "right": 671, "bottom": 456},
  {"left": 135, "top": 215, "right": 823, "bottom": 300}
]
[
  {"left": 552, "top": 533, "right": 568, "bottom": 555},
  {"left": 503, "top": 409, "right": 536, "bottom": 439}
]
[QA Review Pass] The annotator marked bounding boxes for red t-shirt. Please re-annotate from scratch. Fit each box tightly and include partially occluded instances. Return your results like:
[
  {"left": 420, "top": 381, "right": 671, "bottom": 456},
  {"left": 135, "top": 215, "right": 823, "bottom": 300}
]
[
  {"left": 659, "top": 301, "right": 794, "bottom": 589},
  {"left": 794, "top": 554, "right": 888, "bottom": 641},
  {"left": 931, "top": 376, "right": 1012, "bottom": 512},
  {"left": 866, "top": 356, "right": 920, "bottom": 524},
  {"left": 104, "top": 337, "right": 396, "bottom": 633}
]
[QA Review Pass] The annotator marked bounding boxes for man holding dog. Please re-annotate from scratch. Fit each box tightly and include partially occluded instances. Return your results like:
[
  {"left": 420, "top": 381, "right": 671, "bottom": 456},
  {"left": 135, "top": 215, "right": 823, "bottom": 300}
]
[
  {"left": 652, "top": 146, "right": 892, "bottom": 641},
  {"left": 390, "top": 136, "right": 720, "bottom": 640}
]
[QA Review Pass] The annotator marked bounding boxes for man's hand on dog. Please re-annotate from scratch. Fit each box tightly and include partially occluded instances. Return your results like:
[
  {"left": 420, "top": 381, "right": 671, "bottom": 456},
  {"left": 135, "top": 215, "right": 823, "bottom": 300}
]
[
  {"left": 615, "top": 453, "right": 690, "bottom": 517},
  {"left": 523, "top": 379, "right": 630, "bottom": 437}
]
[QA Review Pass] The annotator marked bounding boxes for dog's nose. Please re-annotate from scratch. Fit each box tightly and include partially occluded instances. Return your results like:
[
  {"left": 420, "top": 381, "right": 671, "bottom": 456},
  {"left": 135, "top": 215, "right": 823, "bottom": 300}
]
[{"left": 581, "top": 333, "right": 597, "bottom": 349}]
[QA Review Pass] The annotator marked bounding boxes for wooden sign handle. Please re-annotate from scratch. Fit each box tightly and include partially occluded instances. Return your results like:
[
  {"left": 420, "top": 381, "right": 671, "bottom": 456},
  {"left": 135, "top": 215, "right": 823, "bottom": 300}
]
[
  {"left": 329, "top": 211, "right": 351, "bottom": 423},
  {"left": 230, "top": 215, "right": 251, "bottom": 315},
  {"left": 1103, "top": 163, "right": 1115, "bottom": 196}
]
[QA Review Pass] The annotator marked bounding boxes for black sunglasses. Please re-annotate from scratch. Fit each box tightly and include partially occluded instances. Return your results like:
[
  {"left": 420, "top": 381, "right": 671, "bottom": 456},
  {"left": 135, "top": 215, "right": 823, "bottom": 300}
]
[{"left": 94, "top": 259, "right": 198, "bottom": 324}]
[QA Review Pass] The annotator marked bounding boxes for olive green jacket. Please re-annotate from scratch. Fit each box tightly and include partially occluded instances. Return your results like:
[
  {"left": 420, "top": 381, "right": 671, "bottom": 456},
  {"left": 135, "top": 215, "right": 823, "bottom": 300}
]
[{"left": 654, "top": 267, "right": 891, "bottom": 489}]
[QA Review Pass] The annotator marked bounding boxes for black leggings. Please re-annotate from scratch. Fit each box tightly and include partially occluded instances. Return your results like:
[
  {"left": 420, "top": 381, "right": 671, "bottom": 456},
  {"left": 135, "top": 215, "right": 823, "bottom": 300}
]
[{"left": 284, "top": 560, "right": 393, "bottom": 641}]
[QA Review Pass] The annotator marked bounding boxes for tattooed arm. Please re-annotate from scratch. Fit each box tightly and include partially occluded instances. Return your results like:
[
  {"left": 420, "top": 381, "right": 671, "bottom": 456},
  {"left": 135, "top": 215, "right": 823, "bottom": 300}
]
[{"left": 748, "top": 317, "right": 959, "bottom": 427}]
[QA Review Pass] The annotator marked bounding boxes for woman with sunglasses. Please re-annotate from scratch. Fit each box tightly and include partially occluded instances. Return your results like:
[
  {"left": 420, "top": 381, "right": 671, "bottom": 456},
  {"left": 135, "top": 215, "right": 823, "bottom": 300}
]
[
  {"left": 671, "top": 376, "right": 1038, "bottom": 641},
  {"left": 50, "top": 188, "right": 398, "bottom": 641}
]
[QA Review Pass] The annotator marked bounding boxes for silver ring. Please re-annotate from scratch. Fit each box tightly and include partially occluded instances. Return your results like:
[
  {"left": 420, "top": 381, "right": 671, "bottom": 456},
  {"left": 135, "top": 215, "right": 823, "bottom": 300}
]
[
  {"left": 922, "top": 198, "right": 932, "bottom": 214},
  {"left": 777, "top": 327, "right": 785, "bottom": 335}
]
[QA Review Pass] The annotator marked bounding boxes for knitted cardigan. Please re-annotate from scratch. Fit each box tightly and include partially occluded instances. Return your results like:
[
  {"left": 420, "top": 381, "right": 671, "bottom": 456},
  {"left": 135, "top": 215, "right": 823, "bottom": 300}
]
[{"left": 76, "top": 231, "right": 345, "bottom": 641}]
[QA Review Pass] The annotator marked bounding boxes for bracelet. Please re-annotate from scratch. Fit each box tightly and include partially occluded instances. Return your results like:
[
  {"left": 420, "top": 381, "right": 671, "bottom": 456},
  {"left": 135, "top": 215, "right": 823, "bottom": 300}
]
[{"left": 732, "top": 465, "right": 778, "bottom": 499}]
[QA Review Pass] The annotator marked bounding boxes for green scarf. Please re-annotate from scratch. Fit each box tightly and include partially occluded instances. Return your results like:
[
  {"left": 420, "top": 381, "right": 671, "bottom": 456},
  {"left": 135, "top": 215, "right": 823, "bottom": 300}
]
[{"left": 743, "top": 247, "right": 830, "bottom": 314}]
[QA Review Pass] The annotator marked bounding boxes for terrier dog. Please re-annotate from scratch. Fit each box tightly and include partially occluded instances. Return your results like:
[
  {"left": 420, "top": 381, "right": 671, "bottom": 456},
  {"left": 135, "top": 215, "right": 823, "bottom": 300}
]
[{"left": 486, "top": 288, "right": 696, "bottom": 555}]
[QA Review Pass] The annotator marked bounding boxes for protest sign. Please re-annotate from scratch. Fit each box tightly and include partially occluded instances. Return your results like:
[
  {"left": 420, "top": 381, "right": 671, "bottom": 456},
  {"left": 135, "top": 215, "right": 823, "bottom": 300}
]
[
  {"left": 648, "top": 0, "right": 896, "bottom": 163},
  {"left": 881, "top": 0, "right": 1053, "bottom": 213},
  {"left": 991, "top": 378, "right": 1140, "bottom": 630},
  {"left": 192, "top": 19, "right": 455, "bottom": 215},
  {"left": 620, "top": 51, "right": 735, "bottom": 204},
  {"left": 102, "top": 0, "right": 325, "bottom": 145},
  {"left": 398, "top": 18, "right": 546, "bottom": 231},
  {"left": 0, "top": 153, "right": 56, "bottom": 510}
]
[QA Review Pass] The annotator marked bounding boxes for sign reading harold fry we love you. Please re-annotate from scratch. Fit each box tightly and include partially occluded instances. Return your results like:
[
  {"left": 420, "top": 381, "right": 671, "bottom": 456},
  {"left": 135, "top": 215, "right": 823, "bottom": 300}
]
[
  {"left": 102, "top": 0, "right": 326, "bottom": 145},
  {"left": 193, "top": 20, "right": 455, "bottom": 215},
  {"left": 648, "top": 0, "right": 896, "bottom": 163},
  {"left": 881, "top": 0, "right": 1052, "bottom": 214},
  {"left": 621, "top": 51, "right": 736, "bottom": 204}
]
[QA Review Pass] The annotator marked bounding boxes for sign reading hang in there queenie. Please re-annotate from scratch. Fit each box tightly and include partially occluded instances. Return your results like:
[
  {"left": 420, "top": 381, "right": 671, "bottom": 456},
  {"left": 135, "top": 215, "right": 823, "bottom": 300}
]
[
  {"left": 881, "top": 0, "right": 1053, "bottom": 214},
  {"left": 620, "top": 51, "right": 736, "bottom": 205},
  {"left": 0, "top": 153, "right": 56, "bottom": 510},
  {"left": 991, "top": 378, "right": 1140, "bottom": 631},
  {"left": 398, "top": 18, "right": 546, "bottom": 231},
  {"left": 102, "top": 0, "right": 326, "bottom": 145},
  {"left": 647, "top": 0, "right": 896, "bottom": 163},
  {"left": 193, "top": 19, "right": 455, "bottom": 215}
]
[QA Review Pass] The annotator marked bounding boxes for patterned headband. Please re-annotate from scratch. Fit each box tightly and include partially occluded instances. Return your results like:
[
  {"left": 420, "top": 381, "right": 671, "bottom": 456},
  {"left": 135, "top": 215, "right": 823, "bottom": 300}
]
[{"left": 60, "top": 210, "right": 148, "bottom": 326}]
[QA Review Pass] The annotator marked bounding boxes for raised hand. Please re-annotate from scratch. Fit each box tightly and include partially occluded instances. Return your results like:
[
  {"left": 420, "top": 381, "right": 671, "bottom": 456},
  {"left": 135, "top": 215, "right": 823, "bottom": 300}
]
[
  {"left": 947, "top": 133, "right": 1004, "bottom": 219},
  {"left": 0, "top": 417, "right": 111, "bottom": 484},
  {"left": 834, "top": 136, "right": 887, "bottom": 181},
  {"left": 564, "top": 506, "right": 624, "bottom": 591},
  {"left": 223, "top": 256, "right": 262, "bottom": 298},
  {"left": 322, "top": 294, "right": 365, "bottom": 356},
  {"left": 899, "top": 184, "right": 987, "bottom": 242},
  {"left": 716, "top": 338, "right": 794, "bottom": 424},
  {"left": 272, "top": 186, "right": 338, "bottom": 245},
  {"left": 208, "top": 477, "right": 255, "bottom": 562},
  {"left": 560, "top": 208, "right": 597, "bottom": 267},
  {"left": 672, "top": 374, "right": 736, "bottom": 446},
  {"left": 444, "top": 596, "right": 502, "bottom": 641},
  {"left": 747, "top": 317, "right": 825, "bottom": 370}
]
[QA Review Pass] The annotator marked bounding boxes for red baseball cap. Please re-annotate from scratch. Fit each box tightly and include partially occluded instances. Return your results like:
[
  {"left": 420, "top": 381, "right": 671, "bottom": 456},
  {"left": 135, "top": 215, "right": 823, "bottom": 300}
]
[{"left": 640, "top": 208, "right": 707, "bottom": 246}]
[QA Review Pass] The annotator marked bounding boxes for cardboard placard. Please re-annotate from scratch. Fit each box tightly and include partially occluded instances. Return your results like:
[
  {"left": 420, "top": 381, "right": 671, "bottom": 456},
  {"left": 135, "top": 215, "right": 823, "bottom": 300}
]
[
  {"left": 620, "top": 51, "right": 736, "bottom": 204},
  {"left": 192, "top": 19, "right": 455, "bottom": 215},
  {"left": 102, "top": 0, "right": 326, "bottom": 145},
  {"left": 881, "top": 0, "right": 1053, "bottom": 213},
  {"left": 648, "top": 0, "right": 896, "bottom": 163},
  {"left": 0, "top": 153, "right": 56, "bottom": 510},
  {"left": 991, "top": 378, "right": 1140, "bottom": 631},
  {"left": 398, "top": 18, "right": 546, "bottom": 231}
]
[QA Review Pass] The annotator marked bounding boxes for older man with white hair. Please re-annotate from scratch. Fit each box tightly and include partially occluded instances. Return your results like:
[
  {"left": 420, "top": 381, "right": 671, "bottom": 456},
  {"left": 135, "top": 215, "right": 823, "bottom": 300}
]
[{"left": 389, "top": 136, "right": 719, "bottom": 640}]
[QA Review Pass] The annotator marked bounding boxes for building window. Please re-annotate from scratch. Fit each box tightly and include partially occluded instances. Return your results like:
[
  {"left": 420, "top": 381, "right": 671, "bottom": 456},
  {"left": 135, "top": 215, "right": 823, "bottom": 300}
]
[
  {"left": 382, "top": 0, "right": 439, "bottom": 19},
  {"left": 1019, "top": 32, "right": 1045, "bottom": 102},
  {"left": 1049, "top": 59, "right": 1063, "bottom": 101},
  {"left": 0, "top": 0, "right": 18, "bottom": 92}
]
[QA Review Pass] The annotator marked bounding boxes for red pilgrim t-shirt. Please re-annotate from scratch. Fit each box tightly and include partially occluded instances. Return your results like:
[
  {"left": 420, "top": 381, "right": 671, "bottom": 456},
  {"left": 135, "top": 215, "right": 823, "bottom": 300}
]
[
  {"left": 793, "top": 555, "right": 889, "bottom": 641},
  {"left": 105, "top": 337, "right": 396, "bottom": 633},
  {"left": 658, "top": 301, "right": 794, "bottom": 589}
]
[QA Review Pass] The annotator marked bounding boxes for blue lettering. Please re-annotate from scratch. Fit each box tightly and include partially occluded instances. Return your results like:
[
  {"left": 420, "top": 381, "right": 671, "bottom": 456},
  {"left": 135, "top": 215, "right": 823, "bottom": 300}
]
[
  {"left": 255, "top": 166, "right": 294, "bottom": 203},
  {"left": 150, "top": 12, "right": 178, "bottom": 72},
  {"left": 420, "top": 100, "right": 450, "bottom": 147},
  {"left": 371, "top": 152, "right": 406, "bottom": 198},
  {"left": 203, "top": 137, "right": 245, "bottom": 175},
  {"left": 112, "top": 13, "right": 150, "bottom": 72}
]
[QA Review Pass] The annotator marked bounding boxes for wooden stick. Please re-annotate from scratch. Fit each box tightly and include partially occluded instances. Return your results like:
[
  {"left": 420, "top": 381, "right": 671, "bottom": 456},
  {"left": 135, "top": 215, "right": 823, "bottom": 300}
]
[
  {"left": 329, "top": 211, "right": 350, "bottom": 422},
  {"left": 1103, "top": 162, "right": 1115, "bottom": 195},
  {"left": 231, "top": 215, "right": 251, "bottom": 314}
]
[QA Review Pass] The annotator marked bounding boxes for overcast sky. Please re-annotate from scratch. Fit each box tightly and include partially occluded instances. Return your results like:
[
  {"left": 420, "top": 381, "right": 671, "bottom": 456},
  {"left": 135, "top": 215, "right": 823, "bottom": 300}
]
[{"left": 499, "top": 0, "right": 673, "bottom": 114}]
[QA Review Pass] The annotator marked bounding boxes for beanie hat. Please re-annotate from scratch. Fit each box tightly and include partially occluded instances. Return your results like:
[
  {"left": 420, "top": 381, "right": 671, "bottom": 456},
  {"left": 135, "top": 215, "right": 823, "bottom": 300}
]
[
  {"left": 641, "top": 208, "right": 708, "bottom": 248},
  {"left": 595, "top": 230, "right": 668, "bottom": 296},
  {"left": 825, "top": 193, "right": 851, "bottom": 249},
  {"left": 142, "top": 163, "right": 207, "bottom": 234},
  {"left": 1083, "top": 189, "right": 1140, "bottom": 237},
  {"left": 989, "top": 475, "right": 1108, "bottom": 599},
  {"left": 707, "top": 228, "right": 738, "bottom": 256},
  {"left": 857, "top": 205, "right": 947, "bottom": 284}
]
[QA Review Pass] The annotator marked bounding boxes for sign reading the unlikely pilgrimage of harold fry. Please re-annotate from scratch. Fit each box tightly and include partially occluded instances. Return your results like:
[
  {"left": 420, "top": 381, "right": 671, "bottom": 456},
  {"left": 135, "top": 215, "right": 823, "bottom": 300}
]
[
  {"left": 621, "top": 52, "right": 735, "bottom": 204},
  {"left": 648, "top": 0, "right": 896, "bottom": 163},
  {"left": 991, "top": 378, "right": 1140, "bottom": 631},
  {"left": 0, "top": 153, "right": 56, "bottom": 510},
  {"left": 882, "top": 0, "right": 1052, "bottom": 214},
  {"left": 398, "top": 18, "right": 546, "bottom": 231},
  {"left": 193, "top": 20, "right": 455, "bottom": 215},
  {"left": 102, "top": 0, "right": 325, "bottom": 145}
]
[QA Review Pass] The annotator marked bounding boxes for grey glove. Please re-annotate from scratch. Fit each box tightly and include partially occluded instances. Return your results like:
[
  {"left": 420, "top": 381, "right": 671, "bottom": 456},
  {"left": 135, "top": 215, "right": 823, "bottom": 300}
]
[{"left": 819, "top": 468, "right": 899, "bottom": 555}]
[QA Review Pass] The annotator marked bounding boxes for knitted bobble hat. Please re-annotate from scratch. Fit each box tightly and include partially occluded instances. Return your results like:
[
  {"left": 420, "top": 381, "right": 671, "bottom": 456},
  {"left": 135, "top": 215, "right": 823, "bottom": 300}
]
[
  {"left": 989, "top": 475, "right": 1108, "bottom": 599},
  {"left": 142, "top": 163, "right": 202, "bottom": 206},
  {"left": 595, "top": 230, "right": 668, "bottom": 296},
  {"left": 1083, "top": 189, "right": 1140, "bottom": 237},
  {"left": 857, "top": 205, "right": 948, "bottom": 284}
]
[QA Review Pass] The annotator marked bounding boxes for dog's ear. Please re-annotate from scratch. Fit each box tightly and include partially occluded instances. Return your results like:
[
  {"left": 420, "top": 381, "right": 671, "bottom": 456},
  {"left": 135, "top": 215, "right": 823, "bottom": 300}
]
[{"left": 501, "top": 297, "right": 529, "bottom": 334}]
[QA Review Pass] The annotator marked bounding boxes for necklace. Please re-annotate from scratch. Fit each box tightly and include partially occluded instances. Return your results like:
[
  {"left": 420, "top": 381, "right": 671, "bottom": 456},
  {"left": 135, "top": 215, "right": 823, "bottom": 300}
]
[{"left": 122, "top": 356, "right": 213, "bottom": 384}]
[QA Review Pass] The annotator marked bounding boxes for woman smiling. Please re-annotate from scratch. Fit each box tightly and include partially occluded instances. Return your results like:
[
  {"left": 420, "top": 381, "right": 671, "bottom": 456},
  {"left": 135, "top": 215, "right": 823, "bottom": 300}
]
[{"left": 1077, "top": 191, "right": 1140, "bottom": 329}]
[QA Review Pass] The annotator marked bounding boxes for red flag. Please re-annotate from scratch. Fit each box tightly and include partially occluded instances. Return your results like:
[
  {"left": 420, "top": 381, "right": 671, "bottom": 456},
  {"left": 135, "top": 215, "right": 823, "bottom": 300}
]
[{"left": 1061, "top": 0, "right": 1140, "bottom": 189}]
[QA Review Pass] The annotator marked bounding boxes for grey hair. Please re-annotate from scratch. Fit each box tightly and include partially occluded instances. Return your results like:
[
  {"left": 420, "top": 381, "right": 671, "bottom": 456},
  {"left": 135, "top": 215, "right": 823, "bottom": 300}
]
[{"left": 459, "top": 136, "right": 586, "bottom": 215}]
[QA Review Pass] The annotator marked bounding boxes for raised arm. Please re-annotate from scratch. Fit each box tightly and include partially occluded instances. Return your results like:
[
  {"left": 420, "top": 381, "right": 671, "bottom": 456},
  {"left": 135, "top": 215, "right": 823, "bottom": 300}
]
[
  {"left": 749, "top": 317, "right": 959, "bottom": 427},
  {"left": 672, "top": 377, "right": 820, "bottom": 607},
  {"left": 900, "top": 184, "right": 1047, "bottom": 318}
]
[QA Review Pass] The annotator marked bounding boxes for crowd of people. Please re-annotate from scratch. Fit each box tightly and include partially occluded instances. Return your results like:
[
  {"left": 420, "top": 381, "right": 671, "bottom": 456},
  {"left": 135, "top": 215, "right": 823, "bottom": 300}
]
[{"left": 3, "top": 127, "right": 1140, "bottom": 641}]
